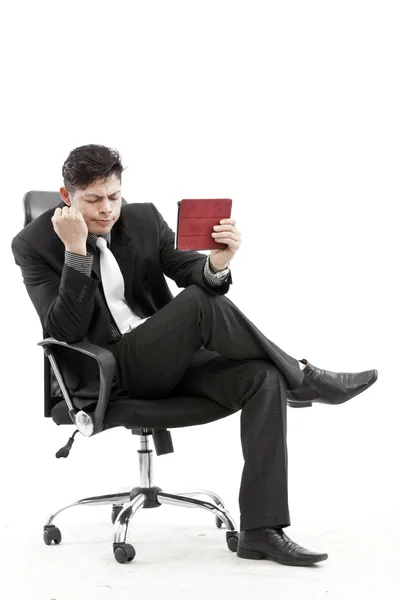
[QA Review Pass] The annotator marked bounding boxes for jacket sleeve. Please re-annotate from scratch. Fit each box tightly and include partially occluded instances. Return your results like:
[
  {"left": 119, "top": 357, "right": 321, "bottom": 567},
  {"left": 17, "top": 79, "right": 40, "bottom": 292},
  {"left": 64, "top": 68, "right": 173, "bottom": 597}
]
[
  {"left": 11, "top": 234, "right": 99, "bottom": 343},
  {"left": 150, "top": 203, "right": 233, "bottom": 296}
]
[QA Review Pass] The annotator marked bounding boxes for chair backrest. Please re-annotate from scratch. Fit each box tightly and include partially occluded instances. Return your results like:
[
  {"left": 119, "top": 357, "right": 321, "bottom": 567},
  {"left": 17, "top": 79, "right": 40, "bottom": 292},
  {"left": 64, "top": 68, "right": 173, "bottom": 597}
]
[{"left": 22, "top": 191, "right": 128, "bottom": 417}]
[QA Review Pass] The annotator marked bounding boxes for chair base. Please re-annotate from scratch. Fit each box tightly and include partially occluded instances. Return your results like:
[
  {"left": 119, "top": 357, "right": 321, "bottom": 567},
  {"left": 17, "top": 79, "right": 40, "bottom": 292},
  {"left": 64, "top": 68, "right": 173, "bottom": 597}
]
[{"left": 43, "top": 431, "right": 239, "bottom": 563}]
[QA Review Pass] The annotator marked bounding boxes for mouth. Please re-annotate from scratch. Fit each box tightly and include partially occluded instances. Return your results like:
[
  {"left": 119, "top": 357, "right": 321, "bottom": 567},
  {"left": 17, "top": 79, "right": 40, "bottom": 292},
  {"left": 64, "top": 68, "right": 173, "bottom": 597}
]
[{"left": 96, "top": 219, "right": 112, "bottom": 224}]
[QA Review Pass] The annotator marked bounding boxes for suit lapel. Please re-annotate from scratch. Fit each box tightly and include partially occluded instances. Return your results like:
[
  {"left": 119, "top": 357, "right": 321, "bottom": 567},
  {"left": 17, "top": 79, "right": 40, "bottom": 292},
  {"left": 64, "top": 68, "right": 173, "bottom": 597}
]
[
  {"left": 110, "top": 218, "right": 138, "bottom": 310},
  {"left": 90, "top": 251, "right": 101, "bottom": 280}
]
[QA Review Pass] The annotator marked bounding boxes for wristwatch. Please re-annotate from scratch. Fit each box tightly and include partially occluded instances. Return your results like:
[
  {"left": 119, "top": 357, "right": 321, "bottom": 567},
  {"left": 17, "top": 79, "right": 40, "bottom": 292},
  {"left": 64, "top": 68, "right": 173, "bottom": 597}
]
[{"left": 206, "top": 255, "right": 230, "bottom": 279}]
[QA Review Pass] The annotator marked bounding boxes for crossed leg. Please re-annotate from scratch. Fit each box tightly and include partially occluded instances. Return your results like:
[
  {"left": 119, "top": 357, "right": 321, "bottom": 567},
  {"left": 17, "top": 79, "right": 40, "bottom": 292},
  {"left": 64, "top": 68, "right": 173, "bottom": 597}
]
[{"left": 113, "top": 284, "right": 303, "bottom": 400}]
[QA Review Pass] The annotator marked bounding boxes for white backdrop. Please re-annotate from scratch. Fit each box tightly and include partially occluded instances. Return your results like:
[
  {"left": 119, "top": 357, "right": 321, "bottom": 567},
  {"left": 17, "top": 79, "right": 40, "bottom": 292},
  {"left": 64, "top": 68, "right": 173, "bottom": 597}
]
[{"left": 1, "top": 0, "right": 398, "bottom": 557}]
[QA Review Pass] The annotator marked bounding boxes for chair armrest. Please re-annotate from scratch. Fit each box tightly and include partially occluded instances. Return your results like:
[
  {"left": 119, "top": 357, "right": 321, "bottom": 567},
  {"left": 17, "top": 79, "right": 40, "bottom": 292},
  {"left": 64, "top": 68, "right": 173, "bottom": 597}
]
[{"left": 37, "top": 337, "right": 115, "bottom": 436}]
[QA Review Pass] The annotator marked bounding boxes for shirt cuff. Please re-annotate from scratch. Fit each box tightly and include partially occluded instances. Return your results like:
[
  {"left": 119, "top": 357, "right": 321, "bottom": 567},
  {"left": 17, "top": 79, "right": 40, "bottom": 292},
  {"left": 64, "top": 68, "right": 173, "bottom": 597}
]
[
  {"left": 65, "top": 250, "right": 94, "bottom": 277},
  {"left": 203, "top": 255, "right": 230, "bottom": 286}
]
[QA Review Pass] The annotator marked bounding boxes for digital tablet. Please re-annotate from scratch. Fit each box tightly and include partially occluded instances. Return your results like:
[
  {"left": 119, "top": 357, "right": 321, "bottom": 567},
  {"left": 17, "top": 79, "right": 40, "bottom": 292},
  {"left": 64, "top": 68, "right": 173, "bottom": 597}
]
[{"left": 175, "top": 198, "right": 232, "bottom": 250}]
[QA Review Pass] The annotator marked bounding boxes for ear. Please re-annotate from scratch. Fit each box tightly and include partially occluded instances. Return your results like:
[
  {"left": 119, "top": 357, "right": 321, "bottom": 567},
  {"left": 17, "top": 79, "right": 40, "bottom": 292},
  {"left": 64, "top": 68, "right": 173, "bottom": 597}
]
[{"left": 59, "top": 186, "right": 71, "bottom": 206}]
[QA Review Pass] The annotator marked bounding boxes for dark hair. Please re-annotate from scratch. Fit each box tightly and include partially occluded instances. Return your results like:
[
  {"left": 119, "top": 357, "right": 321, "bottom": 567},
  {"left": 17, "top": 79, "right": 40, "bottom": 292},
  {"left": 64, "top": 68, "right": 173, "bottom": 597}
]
[{"left": 62, "top": 144, "right": 125, "bottom": 194}]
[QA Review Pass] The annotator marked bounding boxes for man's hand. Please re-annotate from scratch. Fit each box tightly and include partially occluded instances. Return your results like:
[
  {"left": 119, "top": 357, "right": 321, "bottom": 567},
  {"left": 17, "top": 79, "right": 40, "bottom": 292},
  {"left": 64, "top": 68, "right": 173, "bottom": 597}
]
[
  {"left": 210, "top": 218, "right": 242, "bottom": 271},
  {"left": 51, "top": 206, "right": 88, "bottom": 254}
]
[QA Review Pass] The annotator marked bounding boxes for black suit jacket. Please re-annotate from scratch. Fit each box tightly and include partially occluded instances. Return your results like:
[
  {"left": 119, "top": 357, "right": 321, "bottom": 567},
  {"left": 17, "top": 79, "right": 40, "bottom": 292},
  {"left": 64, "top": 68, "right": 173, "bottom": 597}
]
[{"left": 11, "top": 200, "right": 233, "bottom": 399}]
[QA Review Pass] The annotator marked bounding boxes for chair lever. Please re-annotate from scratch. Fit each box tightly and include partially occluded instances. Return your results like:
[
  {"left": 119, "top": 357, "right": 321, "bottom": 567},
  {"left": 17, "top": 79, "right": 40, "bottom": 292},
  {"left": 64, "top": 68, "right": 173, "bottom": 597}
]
[{"left": 55, "top": 429, "right": 79, "bottom": 458}]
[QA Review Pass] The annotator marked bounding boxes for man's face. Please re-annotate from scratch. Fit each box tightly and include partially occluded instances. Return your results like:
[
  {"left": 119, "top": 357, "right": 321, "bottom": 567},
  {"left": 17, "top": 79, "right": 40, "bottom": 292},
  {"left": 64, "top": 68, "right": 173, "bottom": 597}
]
[{"left": 60, "top": 173, "right": 122, "bottom": 235}]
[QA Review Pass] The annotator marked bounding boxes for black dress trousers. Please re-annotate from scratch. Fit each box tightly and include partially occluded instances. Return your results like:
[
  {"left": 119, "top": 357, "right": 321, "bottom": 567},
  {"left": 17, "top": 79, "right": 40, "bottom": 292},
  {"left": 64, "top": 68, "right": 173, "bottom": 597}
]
[{"left": 110, "top": 284, "right": 304, "bottom": 530}]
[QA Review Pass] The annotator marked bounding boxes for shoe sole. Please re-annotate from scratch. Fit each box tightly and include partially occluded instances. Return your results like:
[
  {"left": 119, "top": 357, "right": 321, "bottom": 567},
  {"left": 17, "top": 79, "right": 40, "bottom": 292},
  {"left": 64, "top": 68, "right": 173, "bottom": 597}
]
[
  {"left": 237, "top": 544, "right": 328, "bottom": 566},
  {"left": 288, "top": 369, "right": 378, "bottom": 409}
]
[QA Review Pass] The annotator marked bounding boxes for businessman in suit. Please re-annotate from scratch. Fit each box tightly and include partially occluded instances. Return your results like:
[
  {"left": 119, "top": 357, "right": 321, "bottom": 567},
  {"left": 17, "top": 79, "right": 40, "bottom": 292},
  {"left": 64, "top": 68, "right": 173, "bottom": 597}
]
[{"left": 12, "top": 144, "right": 378, "bottom": 567}]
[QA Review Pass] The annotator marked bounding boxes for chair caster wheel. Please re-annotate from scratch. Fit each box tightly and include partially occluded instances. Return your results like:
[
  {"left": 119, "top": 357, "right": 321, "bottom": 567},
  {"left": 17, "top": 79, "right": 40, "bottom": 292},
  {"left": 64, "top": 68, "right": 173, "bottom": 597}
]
[
  {"left": 113, "top": 542, "right": 136, "bottom": 564},
  {"left": 215, "top": 515, "right": 224, "bottom": 528},
  {"left": 226, "top": 531, "right": 239, "bottom": 552},
  {"left": 43, "top": 525, "right": 62, "bottom": 545},
  {"left": 111, "top": 504, "right": 124, "bottom": 524}
]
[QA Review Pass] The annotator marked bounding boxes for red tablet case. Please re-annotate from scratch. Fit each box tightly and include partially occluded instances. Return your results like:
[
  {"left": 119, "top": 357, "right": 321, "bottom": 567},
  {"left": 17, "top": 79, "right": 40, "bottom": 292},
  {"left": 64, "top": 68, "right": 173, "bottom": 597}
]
[{"left": 175, "top": 198, "right": 233, "bottom": 250}]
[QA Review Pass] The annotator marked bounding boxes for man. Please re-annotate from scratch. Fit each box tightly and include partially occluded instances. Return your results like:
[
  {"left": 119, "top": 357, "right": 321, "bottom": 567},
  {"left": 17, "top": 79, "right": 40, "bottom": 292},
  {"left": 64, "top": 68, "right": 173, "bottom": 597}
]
[{"left": 11, "top": 144, "right": 378, "bottom": 567}]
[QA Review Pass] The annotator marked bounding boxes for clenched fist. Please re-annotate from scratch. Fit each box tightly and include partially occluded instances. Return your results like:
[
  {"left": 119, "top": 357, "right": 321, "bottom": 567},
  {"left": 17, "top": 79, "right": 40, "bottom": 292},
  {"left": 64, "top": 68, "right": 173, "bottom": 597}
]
[{"left": 51, "top": 205, "right": 88, "bottom": 254}]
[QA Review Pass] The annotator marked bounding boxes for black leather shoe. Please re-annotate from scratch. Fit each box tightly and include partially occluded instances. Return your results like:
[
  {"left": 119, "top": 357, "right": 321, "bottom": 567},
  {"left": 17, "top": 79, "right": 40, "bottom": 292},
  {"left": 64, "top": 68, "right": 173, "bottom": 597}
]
[
  {"left": 287, "top": 359, "right": 378, "bottom": 408},
  {"left": 237, "top": 527, "right": 328, "bottom": 566}
]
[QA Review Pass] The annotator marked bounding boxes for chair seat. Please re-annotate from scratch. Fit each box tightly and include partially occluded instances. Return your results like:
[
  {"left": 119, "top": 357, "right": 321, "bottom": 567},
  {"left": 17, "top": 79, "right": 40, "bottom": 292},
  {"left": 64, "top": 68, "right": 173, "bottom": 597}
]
[{"left": 51, "top": 394, "right": 237, "bottom": 432}]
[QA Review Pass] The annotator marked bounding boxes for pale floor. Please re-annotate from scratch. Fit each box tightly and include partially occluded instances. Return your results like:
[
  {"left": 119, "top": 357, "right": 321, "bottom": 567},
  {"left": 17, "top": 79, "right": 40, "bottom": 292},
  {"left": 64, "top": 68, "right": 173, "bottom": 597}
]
[{"left": 2, "top": 505, "right": 399, "bottom": 600}]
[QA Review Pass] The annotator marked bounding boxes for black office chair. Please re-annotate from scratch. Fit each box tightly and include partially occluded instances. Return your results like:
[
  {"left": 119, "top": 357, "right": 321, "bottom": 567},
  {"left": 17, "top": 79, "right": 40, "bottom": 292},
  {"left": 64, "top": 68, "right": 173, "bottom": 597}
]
[{"left": 20, "top": 191, "right": 239, "bottom": 564}]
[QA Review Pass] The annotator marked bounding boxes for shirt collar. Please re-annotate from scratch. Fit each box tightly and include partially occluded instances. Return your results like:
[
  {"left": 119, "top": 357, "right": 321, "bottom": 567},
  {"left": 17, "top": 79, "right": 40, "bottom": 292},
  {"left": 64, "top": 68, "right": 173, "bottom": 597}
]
[{"left": 87, "top": 231, "right": 111, "bottom": 250}]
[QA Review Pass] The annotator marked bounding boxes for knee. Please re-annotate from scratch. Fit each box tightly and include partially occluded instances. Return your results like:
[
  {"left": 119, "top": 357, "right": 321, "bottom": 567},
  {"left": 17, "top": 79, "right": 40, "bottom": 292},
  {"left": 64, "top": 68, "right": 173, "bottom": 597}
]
[
  {"left": 267, "top": 364, "right": 287, "bottom": 389},
  {"left": 175, "top": 285, "right": 214, "bottom": 314},
  {"left": 183, "top": 284, "right": 221, "bottom": 302},
  {"left": 184, "top": 284, "right": 208, "bottom": 297},
  {"left": 251, "top": 360, "right": 287, "bottom": 389}
]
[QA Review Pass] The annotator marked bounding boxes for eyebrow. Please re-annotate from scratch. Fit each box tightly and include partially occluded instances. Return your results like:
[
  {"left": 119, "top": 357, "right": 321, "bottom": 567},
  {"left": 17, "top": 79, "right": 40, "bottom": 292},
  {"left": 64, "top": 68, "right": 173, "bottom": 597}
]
[{"left": 82, "top": 190, "right": 121, "bottom": 198}]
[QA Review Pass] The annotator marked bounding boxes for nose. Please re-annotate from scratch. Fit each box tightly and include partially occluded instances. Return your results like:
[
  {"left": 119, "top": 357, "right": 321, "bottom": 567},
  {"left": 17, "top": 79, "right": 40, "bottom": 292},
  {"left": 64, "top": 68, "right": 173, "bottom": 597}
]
[{"left": 99, "top": 199, "right": 113, "bottom": 215}]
